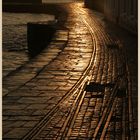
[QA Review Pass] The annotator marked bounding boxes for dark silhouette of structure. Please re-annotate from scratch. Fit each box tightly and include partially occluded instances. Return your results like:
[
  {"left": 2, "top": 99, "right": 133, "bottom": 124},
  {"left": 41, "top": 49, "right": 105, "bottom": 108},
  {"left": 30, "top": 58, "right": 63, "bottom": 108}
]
[
  {"left": 85, "top": 0, "right": 104, "bottom": 12},
  {"left": 3, "top": 0, "right": 42, "bottom": 4},
  {"left": 84, "top": 0, "right": 137, "bottom": 34},
  {"left": 27, "top": 21, "right": 56, "bottom": 57}
]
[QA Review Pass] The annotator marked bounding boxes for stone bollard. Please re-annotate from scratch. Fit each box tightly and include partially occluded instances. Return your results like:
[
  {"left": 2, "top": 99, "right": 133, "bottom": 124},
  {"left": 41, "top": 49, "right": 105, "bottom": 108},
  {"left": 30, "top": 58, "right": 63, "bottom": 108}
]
[{"left": 27, "top": 20, "right": 57, "bottom": 57}]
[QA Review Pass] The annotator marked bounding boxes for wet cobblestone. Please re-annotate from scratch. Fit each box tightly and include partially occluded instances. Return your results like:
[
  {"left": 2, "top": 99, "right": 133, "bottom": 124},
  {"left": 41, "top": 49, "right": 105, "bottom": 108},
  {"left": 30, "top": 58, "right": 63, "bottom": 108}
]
[{"left": 3, "top": 2, "right": 137, "bottom": 140}]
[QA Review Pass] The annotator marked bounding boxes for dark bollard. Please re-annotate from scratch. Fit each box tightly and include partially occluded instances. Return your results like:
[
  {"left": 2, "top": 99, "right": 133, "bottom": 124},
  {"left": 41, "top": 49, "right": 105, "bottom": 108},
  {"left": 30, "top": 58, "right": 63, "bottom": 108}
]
[{"left": 27, "top": 20, "right": 57, "bottom": 57}]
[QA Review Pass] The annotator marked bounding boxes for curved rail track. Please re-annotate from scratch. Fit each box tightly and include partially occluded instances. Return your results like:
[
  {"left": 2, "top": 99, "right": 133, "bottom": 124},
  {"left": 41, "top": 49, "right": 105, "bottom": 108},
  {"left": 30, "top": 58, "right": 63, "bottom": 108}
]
[
  {"left": 76, "top": 3, "right": 136, "bottom": 140},
  {"left": 22, "top": 4, "right": 98, "bottom": 140},
  {"left": 58, "top": 4, "right": 122, "bottom": 139},
  {"left": 20, "top": 3, "right": 135, "bottom": 140}
]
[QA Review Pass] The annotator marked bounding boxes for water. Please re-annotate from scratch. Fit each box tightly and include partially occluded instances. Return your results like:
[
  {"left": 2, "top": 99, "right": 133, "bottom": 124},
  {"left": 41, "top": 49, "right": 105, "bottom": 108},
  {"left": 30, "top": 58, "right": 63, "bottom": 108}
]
[
  {"left": 3, "top": 12, "right": 55, "bottom": 77},
  {"left": 3, "top": 13, "right": 55, "bottom": 50}
]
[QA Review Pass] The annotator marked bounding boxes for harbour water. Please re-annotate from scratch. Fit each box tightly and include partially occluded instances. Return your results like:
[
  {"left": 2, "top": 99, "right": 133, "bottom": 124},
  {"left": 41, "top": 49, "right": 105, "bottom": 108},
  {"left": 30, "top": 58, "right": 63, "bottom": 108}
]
[
  {"left": 3, "top": 12, "right": 55, "bottom": 77},
  {"left": 2, "top": 0, "right": 75, "bottom": 77}
]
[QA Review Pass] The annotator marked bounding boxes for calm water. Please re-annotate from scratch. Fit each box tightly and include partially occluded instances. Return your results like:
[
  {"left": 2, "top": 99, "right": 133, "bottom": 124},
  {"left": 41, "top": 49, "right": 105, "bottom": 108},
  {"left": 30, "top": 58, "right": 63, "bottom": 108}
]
[
  {"left": 2, "top": 0, "right": 76, "bottom": 77},
  {"left": 3, "top": 12, "right": 55, "bottom": 50},
  {"left": 3, "top": 12, "right": 54, "bottom": 77}
]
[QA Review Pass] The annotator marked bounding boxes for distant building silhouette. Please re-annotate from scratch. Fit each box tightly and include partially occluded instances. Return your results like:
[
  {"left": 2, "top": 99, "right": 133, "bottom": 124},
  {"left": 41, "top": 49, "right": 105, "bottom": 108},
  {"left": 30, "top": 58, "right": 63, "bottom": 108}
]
[
  {"left": 84, "top": 0, "right": 137, "bottom": 34},
  {"left": 3, "top": 0, "right": 42, "bottom": 4},
  {"left": 85, "top": 0, "right": 104, "bottom": 12}
]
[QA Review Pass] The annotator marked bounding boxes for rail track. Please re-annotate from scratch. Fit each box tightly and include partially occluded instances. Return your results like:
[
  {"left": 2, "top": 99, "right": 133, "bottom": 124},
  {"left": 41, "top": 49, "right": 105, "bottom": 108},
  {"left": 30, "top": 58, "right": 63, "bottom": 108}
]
[
  {"left": 58, "top": 4, "right": 120, "bottom": 139},
  {"left": 22, "top": 3, "right": 135, "bottom": 140},
  {"left": 75, "top": 3, "right": 136, "bottom": 140},
  {"left": 22, "top": 4, "right": 97, "bottom": 140},
  {"left": 59, "top": 4, "right": 125, "bottom": 140}
]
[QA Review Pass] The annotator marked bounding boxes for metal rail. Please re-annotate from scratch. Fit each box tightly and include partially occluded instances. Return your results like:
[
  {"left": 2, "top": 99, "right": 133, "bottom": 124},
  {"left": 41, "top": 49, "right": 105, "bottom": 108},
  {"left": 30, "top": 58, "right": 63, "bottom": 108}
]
[
  {"left": 54, "top": 4, "right": 120, "bottom": 139},
  {"left": 23, "top": 3, "right": 135, "bottom": 139},
  {"left": 76, "top": 3, "right": 135, "bottom": 140},
  {"left": 93, "top": 79, "right": 120, "bottom": 139},
  {"left": 22, "top": 5, "right": 97, "bottom": 140}
]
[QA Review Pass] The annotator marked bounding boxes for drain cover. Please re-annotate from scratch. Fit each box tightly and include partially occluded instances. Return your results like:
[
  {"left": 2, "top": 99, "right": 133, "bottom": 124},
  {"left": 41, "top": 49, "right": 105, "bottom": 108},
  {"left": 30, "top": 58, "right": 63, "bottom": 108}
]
[{"left": 85, "top": 82, "right": 105, "bottom": 92}]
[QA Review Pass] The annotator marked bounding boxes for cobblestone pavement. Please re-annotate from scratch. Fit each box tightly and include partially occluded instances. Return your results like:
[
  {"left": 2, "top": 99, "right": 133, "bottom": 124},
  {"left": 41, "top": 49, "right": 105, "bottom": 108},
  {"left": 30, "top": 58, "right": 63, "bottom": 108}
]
[{"left": 3, "top": 2, "right": 137, "bottom": 139}]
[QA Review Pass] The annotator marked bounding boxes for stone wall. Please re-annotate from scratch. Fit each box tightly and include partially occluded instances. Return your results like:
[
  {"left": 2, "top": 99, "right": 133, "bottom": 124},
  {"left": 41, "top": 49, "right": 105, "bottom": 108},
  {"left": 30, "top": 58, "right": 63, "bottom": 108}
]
[
  {"left": 84, "top": 0, "right": 104, "bottom": 12},
  {"left": 104, "top": 0, "right": 137, "bottom": 34},
  {"left": 84, "top": 0, "right": 137, "bottom": 34}
]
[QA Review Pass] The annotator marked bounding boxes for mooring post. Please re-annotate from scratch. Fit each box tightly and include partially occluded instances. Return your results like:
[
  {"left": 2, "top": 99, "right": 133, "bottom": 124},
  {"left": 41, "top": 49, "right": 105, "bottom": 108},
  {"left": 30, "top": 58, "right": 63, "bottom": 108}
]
[{"left": 27, "top": 20, "right": 57, "bottom": 57}]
